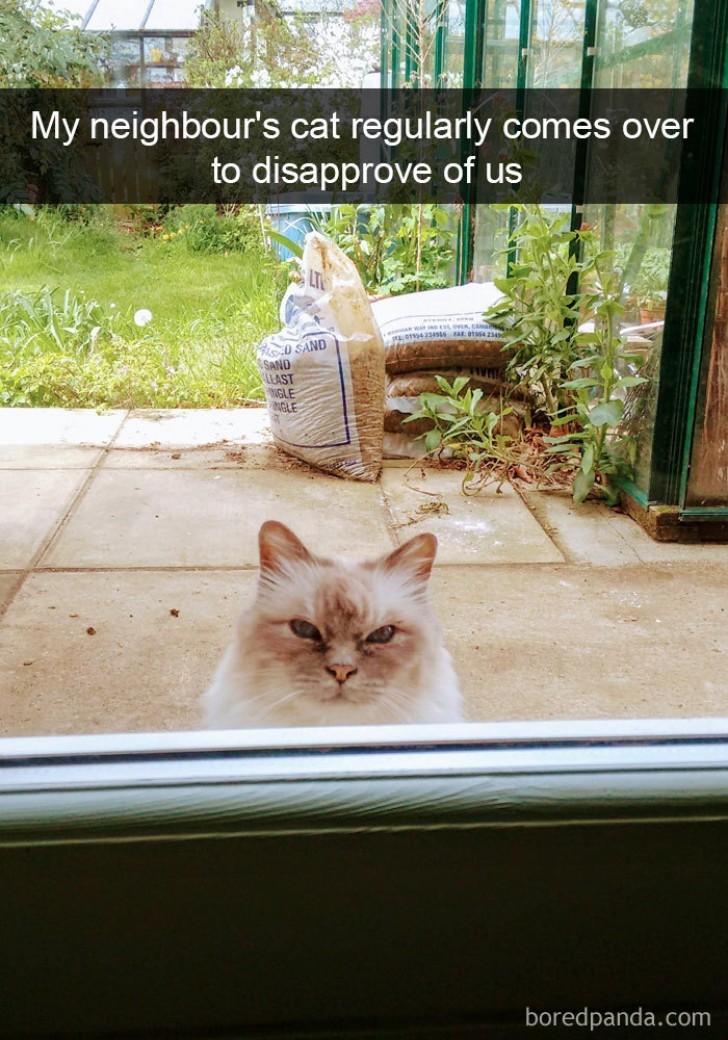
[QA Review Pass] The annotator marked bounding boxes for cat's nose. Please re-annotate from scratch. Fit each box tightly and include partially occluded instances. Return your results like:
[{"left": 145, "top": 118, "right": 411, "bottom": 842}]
[{"left": 327, "top": 663, "right": 358, "bottom": 684}]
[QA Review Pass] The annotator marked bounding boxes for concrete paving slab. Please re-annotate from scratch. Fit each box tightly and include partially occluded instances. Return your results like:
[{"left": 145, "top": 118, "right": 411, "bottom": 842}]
[
  {"left": 432, "top": 563, "right": 728, "bottom": 722},
  {"left": 615, "top": 521, "right": 728, "bottom": 564},
  {"left": 43, "top": 468, "right": 393, "bottom": 569},
  {"left": 0, "top": 470, "right": 87, "bottom": 569},
  {"left": 383, "top": 468, "right": 564, "bottom": 564},
  {"left": 522, "top": 492, "right": 643, "bottom": 565},
  {"left": 115, "top": 408, "right": 270, "bottom": 448},
  {"left": 101, "top": 442, "right": 294, "bottom": 471},
  {"left": 0, "top": 445, "right": 102, "bottom": 469},
  {"left": 0, "top": 570, "right": 255, "bottom": 736},
  {"left": 0, "top": 573, "right": 21, "bottom": 613},
  {"left": 0, "top": 408, "right": 125, "bottom": 446},
  {"left": 3, "top": 560, "right": 725, "bottom": 737}
]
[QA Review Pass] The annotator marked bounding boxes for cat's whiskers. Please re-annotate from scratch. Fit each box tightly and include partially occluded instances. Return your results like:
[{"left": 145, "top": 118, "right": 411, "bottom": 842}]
[
  {"left": 379, "top": 689, "right": 415, "bottom": 719},
  {"left": 241, "top": 687, "right": 301, "bottom": 711}
]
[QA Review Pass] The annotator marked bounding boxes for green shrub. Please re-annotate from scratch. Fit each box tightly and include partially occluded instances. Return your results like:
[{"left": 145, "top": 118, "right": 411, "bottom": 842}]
[
  {"left": 162, "top": 205, "right": 264, "bottom": 254},
  {"left": 312, "top": 204, "right": 458, "bottom": 295}
]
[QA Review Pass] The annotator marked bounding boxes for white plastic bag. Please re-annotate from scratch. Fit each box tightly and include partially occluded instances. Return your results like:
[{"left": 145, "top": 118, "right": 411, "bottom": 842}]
[{"left": 258, "top": 232, "right": 385, "bottom": 481}]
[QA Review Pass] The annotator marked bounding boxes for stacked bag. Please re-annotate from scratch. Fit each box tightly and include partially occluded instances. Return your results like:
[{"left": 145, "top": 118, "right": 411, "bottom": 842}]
[
  {"left": 257, "top": 236, "right": 527, "bottom": 480},
  {"left": 370, "top": 283, "right": 527, "bottom": 457}
]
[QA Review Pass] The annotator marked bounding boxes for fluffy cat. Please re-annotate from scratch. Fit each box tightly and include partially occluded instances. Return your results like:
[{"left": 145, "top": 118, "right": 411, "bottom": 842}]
[{"left": 203, "top": 521, "right": 464, "bottom": 728}]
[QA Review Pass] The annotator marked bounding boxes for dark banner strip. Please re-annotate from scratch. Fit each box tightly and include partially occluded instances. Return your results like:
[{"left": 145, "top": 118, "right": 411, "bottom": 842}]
[{"left": 0, "top": 88, "right": 722, "bottom": 205}]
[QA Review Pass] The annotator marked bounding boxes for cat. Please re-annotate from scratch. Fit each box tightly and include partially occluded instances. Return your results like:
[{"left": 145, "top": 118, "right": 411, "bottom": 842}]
[{"left": 203, "top": 520, "right": 464, "bottom": 728}]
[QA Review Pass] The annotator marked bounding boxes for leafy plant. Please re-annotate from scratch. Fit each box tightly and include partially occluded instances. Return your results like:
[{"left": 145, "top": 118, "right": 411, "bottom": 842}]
[
  {"left": 407, "top": 206, "right": 651, "bottom": 504},
  {"left": 0, "top": 0, "right": 106, "bottom": 87},
  {"left": 625, "top": 247, "right": 670, "bottom": 312},
  {"left": 0, "top": 286, "right": 117, "bottom": 357},
  {"left": 547, "top": 261, "right": 649, "bottom": 504},
  {"left": 403, "top": 375, "right": 520, "bottom": 492},
  {"left": 485, "top": 207, "right": 593, "bottom": 414},
  {"left": 313, "top": 204, "right": 457, "bottom": 295},
  {"left": 162, "top": 205, "right": 264, "bottom": 254}
]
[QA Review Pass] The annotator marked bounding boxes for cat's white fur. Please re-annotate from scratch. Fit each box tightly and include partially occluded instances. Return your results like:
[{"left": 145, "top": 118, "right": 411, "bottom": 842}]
[{"left": 203, "top": 521, "right": 463, "bottom": 728}]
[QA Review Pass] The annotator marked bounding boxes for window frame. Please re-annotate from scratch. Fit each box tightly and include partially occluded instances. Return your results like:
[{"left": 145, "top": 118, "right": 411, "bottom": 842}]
[{"left": 3, "top": 718, "right": 728, "bottom": 1038}]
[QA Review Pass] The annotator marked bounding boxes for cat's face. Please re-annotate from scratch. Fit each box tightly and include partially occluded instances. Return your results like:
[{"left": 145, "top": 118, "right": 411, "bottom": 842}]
[{"left": 239, "top": 521, "right": 445, "bottom": 721}]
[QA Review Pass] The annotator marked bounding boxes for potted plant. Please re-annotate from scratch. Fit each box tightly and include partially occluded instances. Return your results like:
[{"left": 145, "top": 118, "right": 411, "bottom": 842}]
[{"left": 629, "top": 249, "right": 671, "bottom": 324}]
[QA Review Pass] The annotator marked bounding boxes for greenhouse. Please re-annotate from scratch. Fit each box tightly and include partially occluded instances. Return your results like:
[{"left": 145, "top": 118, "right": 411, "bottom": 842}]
[{"left": 382, "top": 0, "right": 728, "bottom": 529}]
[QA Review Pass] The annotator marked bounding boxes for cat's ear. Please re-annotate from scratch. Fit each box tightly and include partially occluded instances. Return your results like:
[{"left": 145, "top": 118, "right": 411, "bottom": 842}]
[
  {"left": 258, "top": 521, "right": 313, "bottom": 578},
  {"left": 382, "top": 533, "right": 437, "bottom": 586}
]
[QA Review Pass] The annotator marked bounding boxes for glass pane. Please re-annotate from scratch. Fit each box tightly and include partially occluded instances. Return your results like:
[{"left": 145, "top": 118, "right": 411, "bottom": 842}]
[
  {"left": 109, "top": 37, "right": 142, "bottom": 64},
  {"left": 481, "top": 0, "right": 520, "bottom": 87},
  {"left": 594, "top": 0, "right": 694, "bottom": 89},
  {"left": 527, "top": 0, "right": 586, "bottom": 88},
  {"left": 145, "top": 0, "right": 202, "bottom": 32},
  {"left": 143, "top": 37, "right": 185, "bottom": 65},
  {"left": 472, "top": 206, "right": 511, "bottom": 280},
  {"left": 576, "top": 203, "right": 675, "bottom": 492},
  {"left": 444, "top": 0, "right": 467, "bottom": 86},
  {"left": 414, "top": 0, "right": 443, "bottom": 86},
  {"left": 583, "top": 1, "right": 695, "bottom": 493},
  {"left": 86, "top": 0, "right": 150, "bottom": 31}
]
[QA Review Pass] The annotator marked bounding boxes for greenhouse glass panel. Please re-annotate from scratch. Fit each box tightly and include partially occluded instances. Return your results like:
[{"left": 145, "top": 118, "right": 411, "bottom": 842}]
[
  {"left": 444, "top": 0, "right": 467, "bottom": 86},
  {"left": 470, "top": 0, "right": 520, "bottom": 282},
  {"left": 594, "top": 0, "right": 694, "bottom": 89},
  {"left": 145, "top": 0, "right": 203, "bottom": 31},
  {"left": 109, "top": 38, "right": 142, "bottom": 64},
  {"left": 86, "top": 0, "right": 150, "bottom": 31},
  {"left": 480, "top": 0, "right": 520, "bottom": 87},
  {"left": 526, "top": 0, "right": 585, "bottom": 87},
  {"left": 143, "top": 37, "right": 186, "bottom": 66},
  {"left": 381, "top": 0, "right": 456, "bottom": 86},
  {"left": 581, "top": 0, "right": 696, "bottom": 496}
]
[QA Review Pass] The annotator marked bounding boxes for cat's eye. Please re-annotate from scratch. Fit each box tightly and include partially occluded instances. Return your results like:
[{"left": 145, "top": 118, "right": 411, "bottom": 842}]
[
  {"left": 366, "top": 625, "right": 396, "bottom": 644},
  {"left": 290, "top": 619, "right": 322, "bottom": 641}
]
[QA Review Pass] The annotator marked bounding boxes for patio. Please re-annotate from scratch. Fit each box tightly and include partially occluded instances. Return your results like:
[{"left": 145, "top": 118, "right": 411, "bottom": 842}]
[{"left": 1, "top": 407, "right": 727, "bottom": 737}]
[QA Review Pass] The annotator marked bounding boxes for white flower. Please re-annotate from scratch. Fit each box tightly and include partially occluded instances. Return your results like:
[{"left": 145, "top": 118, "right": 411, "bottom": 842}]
[
  {"left": 250, "top": 68, "right": 271, "bottom": 88},
  {"left": 224, "top": 64, "right": 245, "bottom": 87},
  {"left": 134, "top": 308, "right": 153, "bottom": 327}
]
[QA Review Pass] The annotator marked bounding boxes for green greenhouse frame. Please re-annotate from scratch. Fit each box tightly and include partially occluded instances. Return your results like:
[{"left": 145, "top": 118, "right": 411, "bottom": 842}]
[{"left": 380, "top": 0, "right": 728, "bottom": 531}]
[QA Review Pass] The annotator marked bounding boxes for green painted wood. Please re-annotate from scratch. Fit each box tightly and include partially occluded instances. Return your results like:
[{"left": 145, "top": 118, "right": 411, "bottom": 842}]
[
  {"left": 461, "top": 0, "right": 485, "bottom": 89},
  {"left": 434, "top": 0, "right": 448, "bottom": 88}
]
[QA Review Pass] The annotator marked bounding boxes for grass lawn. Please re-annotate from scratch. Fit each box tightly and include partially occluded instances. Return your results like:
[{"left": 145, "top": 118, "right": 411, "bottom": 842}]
[{"left": 0, "top": 208, "right": 287, "bottom": 408}]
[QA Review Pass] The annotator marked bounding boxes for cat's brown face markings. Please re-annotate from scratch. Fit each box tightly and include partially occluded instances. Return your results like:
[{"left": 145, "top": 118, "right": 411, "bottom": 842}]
[
  {"left": 284, "top": 574, "right": 405, "bottom": 701},
  {"left": 252, "top": 522, "right": 437, "bottom": 708},
  {"left": 204, "top": 520, "right": 463, "bottom": 727}
]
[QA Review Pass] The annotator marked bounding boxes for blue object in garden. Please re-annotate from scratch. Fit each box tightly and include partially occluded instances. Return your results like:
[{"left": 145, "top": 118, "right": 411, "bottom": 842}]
[{"left": 266, "top": 201, "right": 332, "bottom": 259}]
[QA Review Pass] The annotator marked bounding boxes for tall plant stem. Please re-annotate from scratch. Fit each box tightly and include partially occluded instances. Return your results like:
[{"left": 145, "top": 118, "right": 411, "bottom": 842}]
[
  {"left": 540, "top": 375, "right": 557, "bottom": 415},
  {"left": 415, "top": 203, "right": 424, "bottom": 291}
]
